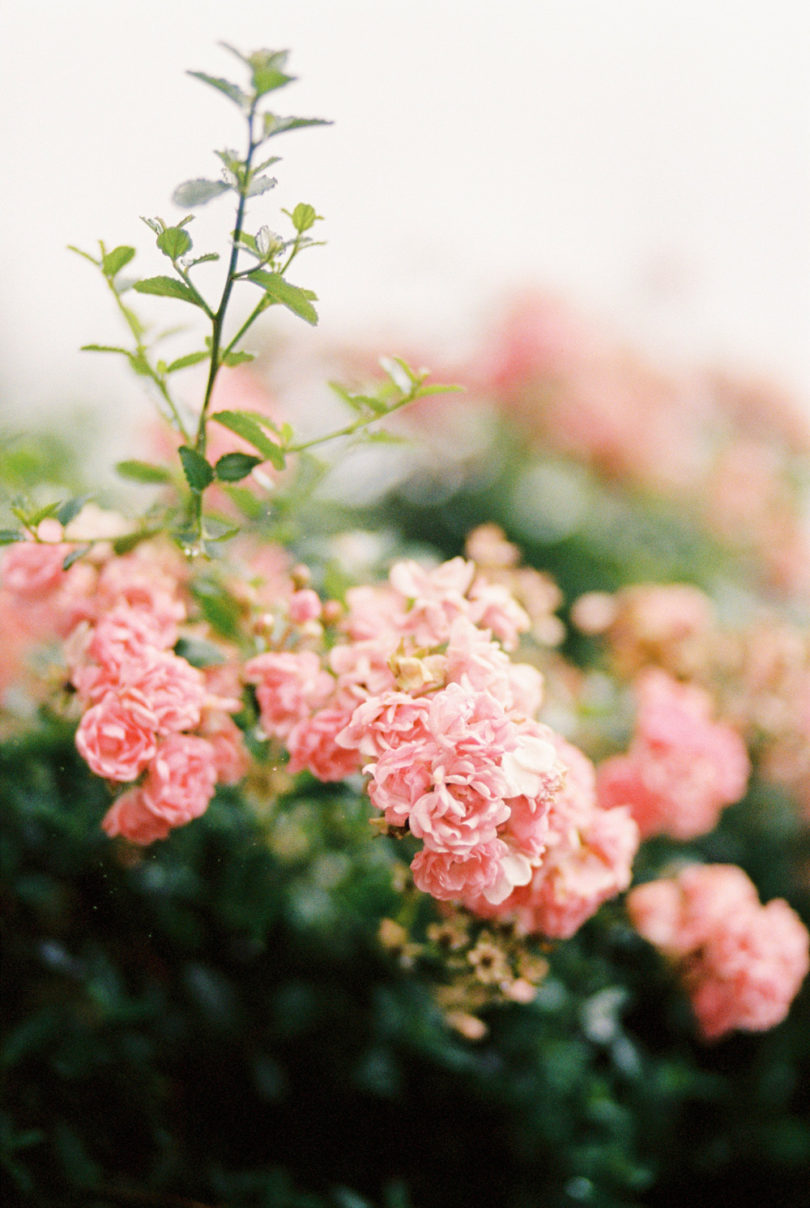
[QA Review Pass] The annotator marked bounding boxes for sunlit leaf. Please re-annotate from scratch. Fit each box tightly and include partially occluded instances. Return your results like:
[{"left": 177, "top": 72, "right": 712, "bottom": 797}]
[
  {"left": 246, "top": 270, "right": 318, "bottom": 325},
  {"left": 133, "top": 276, "right": 200, "bottom": 306},
  {"left": 171, "top": 178, "right": 231, "bottom": 208}
]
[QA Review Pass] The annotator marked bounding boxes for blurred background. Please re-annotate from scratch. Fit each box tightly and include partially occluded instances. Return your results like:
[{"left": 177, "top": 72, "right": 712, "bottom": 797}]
[{"left": 0, "top": 0, "right": 808, "bottom": 431}]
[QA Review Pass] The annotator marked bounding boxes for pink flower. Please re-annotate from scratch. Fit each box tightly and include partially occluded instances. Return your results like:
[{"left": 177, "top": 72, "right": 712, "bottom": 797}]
[
  {"left": 597, "top": 669, "right": 750, "bottom": 839},
  {"left": 411, "top": 841, "right": 505, "bottom": 901},
  {"left": 2, "top": 539, "right": 74, "bottom": 597},
  {"left": 136, "top": 651, "right": 207, "bottom": 735},
  {"left": 244, "top": 650, "right": 333, "bottom": 739},
  {"left": 141, "top": 734, "right": 218, "bottom": 827},
  {"left": 628, "top": 864, "right": 809, "bottom": 1040},
  {"left": 200, "top": 713, "right": 249, "bottom": 785},
  {"left": 286, "top": 707, "right": 362, "bottom": 781},
  {"left": 288, "top": 588, "right": 322, "bottom": 624},
  {"left": 75, "top": 689, "right": 158, "bottom": 782},
  {"left": 102, "top": 786, "right": 173, "bottom": 845}
]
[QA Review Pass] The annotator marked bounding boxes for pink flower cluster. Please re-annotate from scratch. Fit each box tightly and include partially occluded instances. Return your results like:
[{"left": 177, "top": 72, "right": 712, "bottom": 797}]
[
  {"left": 245, "top": 552, "right": 639, "bottom": 933},
  {"left": 596, "top": 669, "right": 750, "bottom": 840},
  {"left": 628, "top": 865, "right": 809, "bottom": 1040},
  {"left": 0, "top": 531, "right": 250, "bottom": 846}
]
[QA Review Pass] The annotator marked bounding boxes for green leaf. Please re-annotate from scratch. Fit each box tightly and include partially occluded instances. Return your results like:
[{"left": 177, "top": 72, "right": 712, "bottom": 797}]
[
  {"left": 178, "top": 445, "right": 215, "bottom": 492},
  {"left": 157, "top": 226, "right": 193, "bottom": 259},
  {"left": 221, "top": 350, "right": 255, "bottom": 367},
  {"left": 252, "top": 67, "right": 295, "bottom": 97},
  {"left": 171, "top": 178, "right": 231, "bottom": 207},
  {"left": 246, "top": 270, "right": 318, "bottom": 325},
  {"left": 166, "top": 351, "right": 209, "bottom": 373},
  {"left": 290, "top": 203, "right": 318, "bottom": 233},
  {"left": 0, "top": 529, "right": 22, "bottom": 544},
  {"left": 116, "top": 459, "right": 174, "bottom": 484},
  {"left": 262, "top": 114, "right": 332, "bottom": 140},
  {"left": 62, "top": 545, "right": 91, "bottom": 571},
  {"left": 133, "top": 276, "right": 200, "bottom": 306},
  {"left": 186, "top": 252, "right": 220, "bottom": 268},
  {"left": 80, "top": 344, "right": 132, "bottom": 357},
  {"left": 187, "top": 71, "right": 250, "bottom": 110},
  {"left": 212, "top": 410, "right": 286, "bottom": 469},
  {"left": 215, "top": 452, "right": 263, "bottom": 482},
  {"left": 112, "top": 528, "right": 159, "bottom": 555},
  {"left": 174, "top": 636, "right": 226, "bottom": 668},
  {"left": 101, "top": 245, "right": 136, "bottom": 278},
  {"left": 246, "top": 174, "right": 278, "bottom": 198},
  {"left": 56, "top": 495, "right": 90, "bottom": 527}
]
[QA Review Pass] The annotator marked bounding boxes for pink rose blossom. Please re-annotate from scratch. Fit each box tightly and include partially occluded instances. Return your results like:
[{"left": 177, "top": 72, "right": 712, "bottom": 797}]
[
  {"left": 102, "top": 787, "right": 173, "bottom": 845},
  {"left": 411, "top": 841, "right": 505, "bottom": 901},
  {"left": 2, "top": 539, "right": 74, "bottom": 597},
  {"left": 141, "top": 734, "right": 218, "bottom": 827},
  {"left": 75, "top": 689, "right": 158, "bottom": 782},
  {"left": 200, "top": 713, "right": 250, "bottom": 785},
  {"left": 244, "top": 650, "right": 333, "bottom": 739},
  {"left": 597, "top": 669, "right": 750, "bottom": 839},
  {"left": 286, "top": 707, "right": 362, "bottom": 781}
]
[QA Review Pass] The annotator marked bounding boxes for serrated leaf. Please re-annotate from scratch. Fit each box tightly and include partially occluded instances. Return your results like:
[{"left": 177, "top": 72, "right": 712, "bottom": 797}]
[
  {"left": 172, "top": 178, "right": 231, "bottom": 207},
  {"left": 246, "top": 174, "right": 278, "bottom": 198},
  {"left": 252, "top": 67, "right": 294, "bottom": 97},
  {"left": 178, "top": 445, "right": 214, "bottom": 492},
  {"left": 187, "top": 71, "right": 249, "bottom": 110},
  {"left": 186, "top": 252, "right": 220, "bottom": 268},
  {"left": 262, "top": 114, "right": 332, "bottom": 139},
  {"left": 80, "top": 344, "right": 131, "bottom": 357},
  {"left": 222, "top": 350, "right": 255, "bottom": 367},
  {"left": 102, "top": 246, "right": 136, "bottom": 278},
  {"left": 245, "top": 270, "right": 318, "bottom": 325},
  {"left": 116, "top": 459, "right": 174, "bottom": 484},
  {"left": 166, "top": 351, "right": 209, "bottom": 373},
  {"left": 56, "top": 495, "right": 90, "bottom": 527},
  {"left": 133, "top": 276, "right": 200, "bottom": 306},
  {"left": 290, "top": 203, "right": 318, "bottom": 233},
  {"left": 174, "top": 636, "right": 226, "bottom": 668},
  {"left": 0, "top": 529, "right": 23, "bottom": 544},
  {"left": 212, "top": 410, "right": 286, "bottom": 469},
  {"left": 157, "top": 227, "right": 193, "bottom": 259},
  {"left": 215, "top": 452, "right": 263, "bottom": 482}
]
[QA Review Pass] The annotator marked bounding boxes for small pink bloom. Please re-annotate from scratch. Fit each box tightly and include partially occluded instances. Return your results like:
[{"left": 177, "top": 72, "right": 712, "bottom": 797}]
[
  {"left": 2, "top": 540, "right": 74, "bottom": 597},
  {"left": 141, "top": 734, "right": 218, "bottom": 827},
  {"left": 102, "top": 786, "right": 172, "bottom": 845},
  {"left": 411, "top": 841, "right": 505, "bottom": 901},
  {"left": 75, "top": 689, "right": 158, "bottom": 781},
  {"left": 286, "top": 707, "right": 362, "bottom": 781},
  {"left": 201, "top": 713, "right": 250, "bottom": 785},
  {"left": 244, "top": 650, "right": 333, "bottom": 739},
  {"left": 288, "top": 588, "right": 322, "bottom": 624}
]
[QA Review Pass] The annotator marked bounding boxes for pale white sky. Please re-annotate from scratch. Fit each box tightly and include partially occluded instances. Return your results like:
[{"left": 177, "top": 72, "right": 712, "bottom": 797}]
[{"left": 1, "top": 0, "right": 808, "bottom": 429}]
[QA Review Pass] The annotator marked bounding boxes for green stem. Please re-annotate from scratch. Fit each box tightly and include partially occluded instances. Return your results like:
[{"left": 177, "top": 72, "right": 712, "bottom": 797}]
[{"left": 287, "top": 388, "right": 419, "bottom": 455}]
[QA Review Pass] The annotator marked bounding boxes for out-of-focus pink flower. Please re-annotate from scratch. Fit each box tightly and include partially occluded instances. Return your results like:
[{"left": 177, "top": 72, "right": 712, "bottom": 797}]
[
  {"left": 102, "top": 786, "right": 173, "bottom": 845},
  {"left": 1, "top": 538, "right": 74, "bottom": 597},
  {"left": 200, "top": 713, "right": 250, "bottom": 785},
  {"left": 411, "top": 841, "right": 506, "bottom": 901},
  {"left": 597, "top": 669, "right": 750, "bottom": 839},
  {"left": 244, "top": 650, "right": 333, "bottom": 739},
  {"left": 286, "top": 707, "right": 361, "bottom": 781},
  {"left": 628, "top": 864, "right": 809, "bottom": 1040},
  {"left": 75, "top": 688, "right": 159, "bottom": 782}
]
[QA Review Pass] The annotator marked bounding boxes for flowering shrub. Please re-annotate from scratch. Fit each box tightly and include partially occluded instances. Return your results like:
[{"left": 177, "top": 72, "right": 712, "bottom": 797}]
[{"left": 2, "top": 41, "right": 810, "bottom": 1208}]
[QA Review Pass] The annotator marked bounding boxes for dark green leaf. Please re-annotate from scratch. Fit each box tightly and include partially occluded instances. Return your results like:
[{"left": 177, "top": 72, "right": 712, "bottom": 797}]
[
  {"left": 166, "top": 351, "right": 209, "bottom": 373},
  {"left": 215, "top": 452, "right": 263, "bottom": 482},
  {"left": 133, "top": 276, "right": 200, "bottom": 306},
  {"left": 172, "top": 178, "right": 231, "bottom": 207},
  {"left": 56, "top": 496, "right": 90, "bottom": 527},
  {"left": 62, "top": 545, "right": 91, "bottom": 571},
  {"left": 187, "top": 71, "right": 250, "bottom": 110},
  {"left": 212, "top": 410, "right": 286, "bottom": 469},
  {"left": 178, "top": 445, "right": 214, "bottom": 492},
  {"left": 290, "top": 203, "right": 318, "bottom": 233},
  {"left": 174, "top": 636, "right": 226, "bottom": 667},
  {"left": 102, "top": 245, "right": 136, "bottom": 278},
  {"left": 116, "top": 459, "right": 174, "bottom": 484},
  {"left": 246, "top": 270, "right": 318, "bottom": 325},
  {"left": 0, "top": 529, "right": 22, "bottom": 544},
  {"left": 157, "top": 226, "right": 193, "bottom": 259},
  {"left": 246, "top": 174, "right": 277, "bottom": 198}
]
